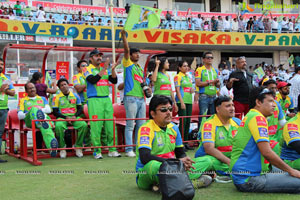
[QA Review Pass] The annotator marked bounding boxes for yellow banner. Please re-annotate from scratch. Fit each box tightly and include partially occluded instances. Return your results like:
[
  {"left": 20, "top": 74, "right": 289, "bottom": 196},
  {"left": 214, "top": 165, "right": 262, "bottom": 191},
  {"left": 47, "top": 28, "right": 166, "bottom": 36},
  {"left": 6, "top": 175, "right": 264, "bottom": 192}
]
[{"left": 0, "top": 19, "right": 300, "bottom": 46}]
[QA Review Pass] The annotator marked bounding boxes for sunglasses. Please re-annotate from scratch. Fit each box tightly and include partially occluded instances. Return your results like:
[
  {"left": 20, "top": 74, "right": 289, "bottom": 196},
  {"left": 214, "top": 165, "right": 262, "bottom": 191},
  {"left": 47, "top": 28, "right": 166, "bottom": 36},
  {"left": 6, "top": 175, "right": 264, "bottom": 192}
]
[
  {"left": 157, "top": 106, "right": 173, "bottom": 113},
  {"left": 81, "top": 64, "right": 88, "bottom": 67},
  {"left": 205, "top": 57, "right": 214, "bottom": 59}
]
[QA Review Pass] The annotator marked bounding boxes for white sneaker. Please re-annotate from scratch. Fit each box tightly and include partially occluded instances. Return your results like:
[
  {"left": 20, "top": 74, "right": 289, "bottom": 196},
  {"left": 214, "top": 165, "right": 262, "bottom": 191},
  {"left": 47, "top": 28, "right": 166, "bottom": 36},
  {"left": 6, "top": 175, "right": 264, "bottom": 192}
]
[
  {"left": 125, "top": 151, "right": 136, "bottom": 157},
  {"left": 108, "top": 151, "right": 121, "bottom": 157},
  {"left": 60, "top": 150, "right": 67, "bottom": 159},
  {"left": 75, "top": 148, "right": 83, "bottom": 158},
  {"left": 93, "top": 152, "right": 103, "bottom": 159}
]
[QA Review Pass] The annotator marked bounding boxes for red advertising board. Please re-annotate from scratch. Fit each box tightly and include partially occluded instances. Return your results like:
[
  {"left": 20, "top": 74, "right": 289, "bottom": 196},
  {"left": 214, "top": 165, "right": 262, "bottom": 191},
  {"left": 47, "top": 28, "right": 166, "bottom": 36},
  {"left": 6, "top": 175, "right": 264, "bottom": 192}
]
[{"left": 56, "top": 61, "right": 69, "bottom": 80}]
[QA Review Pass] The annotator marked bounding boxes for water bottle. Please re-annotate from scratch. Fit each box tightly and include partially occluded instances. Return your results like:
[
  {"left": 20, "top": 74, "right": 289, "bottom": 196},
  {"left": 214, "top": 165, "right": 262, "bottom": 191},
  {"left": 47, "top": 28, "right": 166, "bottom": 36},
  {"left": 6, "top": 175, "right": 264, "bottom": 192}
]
[{"left": 14, "top": 141, "right": 18, "bottom": 154}]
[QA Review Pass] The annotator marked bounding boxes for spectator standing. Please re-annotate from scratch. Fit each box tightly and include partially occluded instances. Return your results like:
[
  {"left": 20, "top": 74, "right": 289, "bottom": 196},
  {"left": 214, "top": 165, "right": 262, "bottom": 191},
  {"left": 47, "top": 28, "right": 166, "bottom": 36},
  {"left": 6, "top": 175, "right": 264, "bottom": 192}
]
[
  {"left": 187, "top": 17, "right": 192, "bottom": 30},
  {"left": 194, "top": 14, "right": 203, "bottom": 30},
  {"left": 195, "top": 52, "right": 220, "bottom": 125},
  {"left": 46, "top": 14, "right": 55, "bottom": 23},
  {"left": 14, "top": 1, "right": 22, "bottom": 16},
  {"left": 69, "top": 14, "right": 77, "bottom": 24},
  {"left": 227, "top": 57, "right": 253, "bottom": 118},
  {"left": 203, "top": 21, "right": 209, "bottom": 31},
  {"left": 118, "top": 20, "right": 124, "bottom": 27},
  {"left": 217, "top": 16, "right": 224, "bottom": 31},
  {"left": 72, "top": 60, "right": 88, "bottom": 105},
  {"left": 289, "top": 67, "right": 300, "bottom": 111},
  {"left": 289, "top": 19, "right": 294, "bottom": 32},
  {"left": 211, "top": 16, "right": 218, "bottom": 31},
  {"left": 36, "top": 6, "right": 45, "bottom": 22},
  {"left": 165, "top": 11, "right": 172, "bottom": 24},
  {"left": 88, "top": 13, "right": 96, "bottom": 25},
  {"left": 62, "top": 15, "right": 68, "bottom": 24},
  {"left": 0, "top": 58, "right": 15, "bottom": 163},
  {"left": 97, "top": 18, "right": 104, "bottom": 26},
  {"left": 121, "top": 30, "right": 150, "bottom": 157},
  {"left": 270, "top": 13, "right": 278, "bottom": 33},
  {"left": 23, "top": 6, "right": 32, "bottom": 17},
  {"left": 77, "top": 11, "right": 85, "bottom": 24},
  {"left": 281, "top": 17, "right": 289, "bottom": 32},
  {"left": 8, "top": 10, "right": 15, "bottom": 20},
  {"left": 125, "top": 3, "right": 130, "bottom": 14},
  {"left": 247, "top": 17, "right": 253, "bottom": 32},
  {"left": 238, "top": 15, "right": 245, "bottom": 32},
  {"left": 223, "top": 16, "right": 231, "bottom": 32},
  {"left": 232, "top": 18, "right": 238, "bottom": 32}
]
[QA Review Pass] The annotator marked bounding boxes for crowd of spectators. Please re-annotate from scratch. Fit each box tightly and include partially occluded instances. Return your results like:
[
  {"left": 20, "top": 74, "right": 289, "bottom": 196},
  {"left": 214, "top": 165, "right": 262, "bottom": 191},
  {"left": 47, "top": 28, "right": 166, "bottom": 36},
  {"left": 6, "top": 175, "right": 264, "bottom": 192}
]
[{"left": 0, "top": 1, "right": 300, "bottom": 33}]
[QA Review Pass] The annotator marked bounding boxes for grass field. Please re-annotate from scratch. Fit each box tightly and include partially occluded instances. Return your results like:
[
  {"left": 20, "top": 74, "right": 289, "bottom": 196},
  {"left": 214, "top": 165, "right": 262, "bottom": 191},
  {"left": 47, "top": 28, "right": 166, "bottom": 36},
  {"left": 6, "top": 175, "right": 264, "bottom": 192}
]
[{"left": 0, "top": 150, "right": 299, "bottom": 200}]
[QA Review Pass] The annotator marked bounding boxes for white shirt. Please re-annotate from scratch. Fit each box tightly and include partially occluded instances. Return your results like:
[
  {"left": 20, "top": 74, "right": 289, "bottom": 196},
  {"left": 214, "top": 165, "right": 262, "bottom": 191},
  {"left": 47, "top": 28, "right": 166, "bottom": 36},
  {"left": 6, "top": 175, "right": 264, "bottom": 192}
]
[
  {"left": 116, "top": 72, "right": 124, "bottom": 101},
  {"left": 223, "top": 20, "right": 231, "bottom": 30},
  {"left": 271, "top": 20, "right": 278, "bottom": 29},
  {"left": 289, "top": 74, "right": 300, "bottom": 110},
  {"left": 281, "top": 20, "right": 288, "bottom": 29},
  {"left": 232, "top": 21, "right": 238, "bottom": 31},
  {"left": 220, "top": 86, "right": 233, "bottom": 99},
  {"left": 193, "top": 18, "right": 202, "bottom": 30},
  {"left": 289, "top": 22, "right": 294, "bottom": 31},
  {"left": 36, "top": 10, "right": 45, "bottom": 22}
]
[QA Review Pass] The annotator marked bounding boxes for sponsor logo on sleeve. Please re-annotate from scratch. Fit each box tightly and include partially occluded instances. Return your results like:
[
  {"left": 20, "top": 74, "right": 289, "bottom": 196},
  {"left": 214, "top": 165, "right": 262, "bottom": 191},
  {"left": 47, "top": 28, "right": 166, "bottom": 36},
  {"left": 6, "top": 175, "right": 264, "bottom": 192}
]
[
  {"left": 288, "top": 131, "right": 300, "bottom": 138},
  {"left": 169, "top": 135, "right": 176, "bottom": 143},
  {"left": 258, "top": 127, "right": 268, "bottom": 137},
  {"left": 203, "top": 132, "right": 212, "bottom": 139},
  {"left": 203, "top": 123, "right": 212, "bottom": 131},
  {"left": 140, "top": 127, "right": 150, "bottom": 136},
  {"left": 273, "top": 110, "right": 278, "bottom": 118},
  {"left": 288, "top": 124, "right": 298, "bottom": 131},
  {"left": 140, "top": 136, "right": 150, "bottom": 145},
  {"left": 256, "top": 116, "right": 267, "bottom": 126}
]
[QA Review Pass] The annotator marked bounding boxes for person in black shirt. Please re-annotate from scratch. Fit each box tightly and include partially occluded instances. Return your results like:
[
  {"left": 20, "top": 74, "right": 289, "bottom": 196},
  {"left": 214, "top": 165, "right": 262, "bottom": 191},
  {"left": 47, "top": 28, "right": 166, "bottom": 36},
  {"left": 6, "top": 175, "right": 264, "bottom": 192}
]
[{"left": 227, "top": 57, "right": 253, "bottom": 118}]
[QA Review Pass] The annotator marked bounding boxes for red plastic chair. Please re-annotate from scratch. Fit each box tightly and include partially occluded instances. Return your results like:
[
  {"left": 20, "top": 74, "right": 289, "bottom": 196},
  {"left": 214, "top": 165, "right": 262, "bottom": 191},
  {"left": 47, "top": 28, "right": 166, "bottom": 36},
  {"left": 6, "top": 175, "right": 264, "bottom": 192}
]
[
  {"left": 191, "top": 103, "right": 200, "bottom": 123},
  {"left": 7, "top": 109, "right": 20, "bottom": 156}
]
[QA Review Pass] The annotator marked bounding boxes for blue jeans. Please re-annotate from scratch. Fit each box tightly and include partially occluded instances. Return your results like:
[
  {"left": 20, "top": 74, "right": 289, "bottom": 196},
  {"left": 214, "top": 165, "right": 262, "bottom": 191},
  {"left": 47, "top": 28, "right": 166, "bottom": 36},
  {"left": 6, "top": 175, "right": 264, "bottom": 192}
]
[
  {"left": 198, "top": 94, "right": 216, "bottom": 126},
  {"left": 0, "top": 109, "right": 8, "bottom": 150},
  {"left": 124, "top": 96, "right": 146, "bottom": 152},
  {"left": 235, "top": 166, "right": 300, "bottom": 193}
]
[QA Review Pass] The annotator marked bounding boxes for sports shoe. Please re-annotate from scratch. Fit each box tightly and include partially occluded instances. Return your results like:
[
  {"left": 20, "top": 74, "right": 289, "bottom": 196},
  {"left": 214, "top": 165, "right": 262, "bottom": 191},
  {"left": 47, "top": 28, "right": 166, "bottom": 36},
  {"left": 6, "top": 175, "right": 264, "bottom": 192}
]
[
  {"left": 75, "top": 148, "right": 83, "bottom": 158},
  {"left": 215, "top": 175, "right": 232, "bottom": 183},
  {"left": 93, "top": 152, "right": 103, "bottom": 159},
  {"left": 60, "top": 150, "right": 67, "bottom": 158},
  {"left": 192, "top": 175, "right": 213, "bottom": 188},
  {"left": 125, "top": 151, "right": 136, "bottom": 157},
  {"left": 152, "top": 184, "right": 160, "bottom": 193},
  {"left": 108, "top": 151, "right": 121, "bottom": 157},
  {"left": 50, "top": 138, "right": 58, "bottom": 157},
  {"left": 36, "top": 110, "right": 49, "bottom": 129}
]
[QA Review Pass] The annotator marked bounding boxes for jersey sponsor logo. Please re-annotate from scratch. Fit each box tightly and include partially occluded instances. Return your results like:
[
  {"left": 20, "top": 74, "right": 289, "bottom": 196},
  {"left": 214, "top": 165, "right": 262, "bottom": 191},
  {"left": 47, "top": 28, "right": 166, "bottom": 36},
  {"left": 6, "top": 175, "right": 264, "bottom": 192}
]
[
  {"left": 195, "top": 71, "right": 199, "bottom": 77},
  {"left": 273, "top": 110, "right": 278, "bottom": 119},
  {"left": 61, "top": 107, "right": 76, "bottom": 114},
  {"left": 183, "top": 87, "right": 191, "bottom": 93},
  {"left": 97, "top": 79, "right": 109, "bottom": 86},
  {"left": 268, "top": 125, "right": 277, "bottom": 135},
  {"left": 219, "top": 131, "right": 225, "bottom": 139},
  {"left": 140, "top": 127, "right": 150, "bottom": 136},
  {"left": 160, "top": 84, "right": 171, "bottom": 91},
  {"left": 28, "top": 105, "right": 43, "bottom": 111},
  {"left": 72, "top": 76, "right": 77, "bottom": 81},
  {"left": 37, "top": 100, "right": 43, "bottom": 104},
  {"left": 203, "top": 132, "right": 212, "bottom": 139},
  {"left": 258, "top": 127, "right": 268, "bottom": 137},
  {"left": 70, "top": 99, "right": 76, "bottom": 104},
  {"left": 174, "top": 76, "right": 178, "bottom": 82},
  {"left": 60, "top": 99, "right": 65, "bottom": 105},
  {"left": 288, "top": 124, "right": 298, "bottom": 131},
  {"left": 285, "top": 103, "right": 290, "bottom": 108},
  {"left": 204, "top": 123, "right": 212, "bottom": 131},
  {"left": 157, "top": 136, "right": 164, "bottom": 146},
  {"left": 288, "top": 131, "right": 300, "bottom": 138},
  {"left": 240, "top": 121, "right": 245, "bottom": 127},
  {"left": 231, "top": 130, "right": 237, "bottom": 137},
  {"left": 26, "top": 102, "right": 31, "bottom": 106},
  {"left": 256, "top": 116, "right": 267, "bottom": 126},
  {"left": 169, "top": 135, "right": 176, "bottom": 143},
  {"left": 92, "top": 115, "right": 98, "bottom": 119},
  {"left": 140, "top": 136, "right": 150, "bottom": 145},
  {"left": 134, "top": 74, "right": 143, "bottom": 83}
]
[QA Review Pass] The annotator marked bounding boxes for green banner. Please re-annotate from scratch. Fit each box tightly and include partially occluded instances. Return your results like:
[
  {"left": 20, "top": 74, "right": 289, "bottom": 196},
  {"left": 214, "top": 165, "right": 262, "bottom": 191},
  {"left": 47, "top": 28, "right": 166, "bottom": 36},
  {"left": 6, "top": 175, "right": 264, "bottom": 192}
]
[
  {"left": 254, "top": 67, "right": 265, "bottom": 80},
  {"left": 124, "top": 4, "right": 162, "bottom": 31}
]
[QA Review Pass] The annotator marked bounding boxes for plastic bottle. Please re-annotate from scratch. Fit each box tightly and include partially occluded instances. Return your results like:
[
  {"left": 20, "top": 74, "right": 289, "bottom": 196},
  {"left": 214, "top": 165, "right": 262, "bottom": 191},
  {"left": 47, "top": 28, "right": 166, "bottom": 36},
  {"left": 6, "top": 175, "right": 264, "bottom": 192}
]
[{"left": 14, "top": 141, "right": 18, "bottom": 154}]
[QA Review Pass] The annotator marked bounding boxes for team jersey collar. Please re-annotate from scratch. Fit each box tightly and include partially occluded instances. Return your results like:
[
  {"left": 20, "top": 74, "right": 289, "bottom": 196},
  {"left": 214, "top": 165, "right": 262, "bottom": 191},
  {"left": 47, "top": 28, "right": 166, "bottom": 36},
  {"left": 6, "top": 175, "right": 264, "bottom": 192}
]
[
  {"left": 250, "top": 108, "right": 264, "bottom": 116},
  {"left": 24, "top": 94, "right": 42, "bottom": 100},
  {"left": 212, "top": 114, "right": 236, "bottom": 127},
  {"left": 57, "top": 91, "right": 75, "bottom": 98},
  {"left": 150, "top": 119, "right": 173, "bottom": 132},
  {"left": 0, "top": 73, "right": 5, "bottom": 78},
  {"left": 178, "top": 71, "right": 186, "bottom": 77}
]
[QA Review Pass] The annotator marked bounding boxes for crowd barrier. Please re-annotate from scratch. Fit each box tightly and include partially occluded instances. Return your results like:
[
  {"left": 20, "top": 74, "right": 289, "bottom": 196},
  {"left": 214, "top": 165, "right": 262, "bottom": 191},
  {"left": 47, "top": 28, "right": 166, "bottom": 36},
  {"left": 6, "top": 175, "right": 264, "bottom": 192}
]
[{"left": 4, "top": 104, "right": 242, "bottom": 165}]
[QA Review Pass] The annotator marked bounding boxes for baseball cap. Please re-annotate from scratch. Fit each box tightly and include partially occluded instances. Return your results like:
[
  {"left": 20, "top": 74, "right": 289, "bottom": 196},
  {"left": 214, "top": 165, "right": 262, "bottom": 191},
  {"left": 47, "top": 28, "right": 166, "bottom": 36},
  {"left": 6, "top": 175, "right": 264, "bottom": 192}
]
[
  {"left": 89, "top": 49, "right": 103, "bottom": 57},
  {"left": 277, "top": 81, "right": 291, "bottom": 89}
]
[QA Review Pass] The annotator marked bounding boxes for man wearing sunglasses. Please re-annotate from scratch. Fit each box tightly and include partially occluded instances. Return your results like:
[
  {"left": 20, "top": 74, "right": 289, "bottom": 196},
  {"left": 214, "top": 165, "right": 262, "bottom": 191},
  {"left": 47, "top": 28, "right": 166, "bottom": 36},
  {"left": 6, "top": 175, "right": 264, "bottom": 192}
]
[
  {"left": 194, "top": 96, "right": 240, "bottom": 182},
  {"left": 195, "top": 52, "right": 220, "bottom": 126},
  {"left": 230, "top": 87, "right": 300, "bottom": 193},
  {"left": 136, "top": 95, "right": 212, "bottom": 190}
]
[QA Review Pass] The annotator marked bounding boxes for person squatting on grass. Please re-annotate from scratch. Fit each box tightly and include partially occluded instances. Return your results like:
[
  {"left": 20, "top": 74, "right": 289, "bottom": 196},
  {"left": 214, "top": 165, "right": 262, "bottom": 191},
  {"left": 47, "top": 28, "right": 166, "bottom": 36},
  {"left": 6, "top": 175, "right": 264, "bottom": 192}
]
[{"left": 135, "top": 95, "right": 213, "bottom": 191}]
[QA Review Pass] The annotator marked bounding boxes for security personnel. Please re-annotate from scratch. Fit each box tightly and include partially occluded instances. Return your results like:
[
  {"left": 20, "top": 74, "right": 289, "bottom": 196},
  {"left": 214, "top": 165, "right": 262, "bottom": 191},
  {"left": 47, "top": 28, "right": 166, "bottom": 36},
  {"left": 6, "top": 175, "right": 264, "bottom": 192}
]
[
  {"left": 52, "top": 78, "right": 88, "bottom": 158},
  {"left": 83, "top": 49, "right": 120, "bottom": 159},
  {"left": 280, "top": 95, "right": 300, "bottom": 170},
  {"left": 18, "top": 82, "right": 58, "bottom": 157},
  {"left": 194, "top": 96, "right": 240, "bottom": 179},
  {"left": 0, "top": 58, "right": 15, "bottom": 163},
  {"left": 276, "top": 81, "right": 295, "bottom": 120},
  {"left": 136, "top": 95, "right": 212, "bottom": 190},
  {"left": 195, "top": 52, "right": 219, "bottom": 125},
  {"left": 72, "top": 60, "right": 88, "bottom": 105}
]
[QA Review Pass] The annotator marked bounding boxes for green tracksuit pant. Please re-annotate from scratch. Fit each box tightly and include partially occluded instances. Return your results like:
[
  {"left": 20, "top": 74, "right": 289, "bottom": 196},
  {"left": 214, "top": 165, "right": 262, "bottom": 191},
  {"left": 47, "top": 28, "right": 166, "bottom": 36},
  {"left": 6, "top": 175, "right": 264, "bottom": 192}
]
[
  {"left": 88, "top": 97, "right": 117, "bottom": 153},
  {"left": 24, "top": 107, "right": 55, "bottom": 149},
  {"left": 177, "top": 103, "right": 192, "bottom": 141},
  {"left": 284, "top": 159, "right": 300, "bottom": 170},
  {"left": 55, "top": 118, "right": 88, "bottom": 148},
  {"left": 136, "top": 156, "right": 217, "bottom": 190}
]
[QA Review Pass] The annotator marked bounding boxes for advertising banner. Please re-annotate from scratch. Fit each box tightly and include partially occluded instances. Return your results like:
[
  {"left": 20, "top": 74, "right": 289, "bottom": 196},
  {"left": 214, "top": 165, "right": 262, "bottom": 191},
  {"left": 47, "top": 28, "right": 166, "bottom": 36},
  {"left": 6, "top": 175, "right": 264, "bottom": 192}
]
[{"left": 56, "top": 61, "right": 69, "bottom": 80}]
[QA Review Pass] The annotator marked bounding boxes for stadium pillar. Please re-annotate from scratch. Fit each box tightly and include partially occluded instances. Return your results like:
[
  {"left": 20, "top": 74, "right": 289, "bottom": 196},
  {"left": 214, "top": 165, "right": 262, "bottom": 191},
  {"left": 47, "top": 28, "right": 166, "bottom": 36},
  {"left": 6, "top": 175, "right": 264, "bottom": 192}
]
[
  {"left": 279, "top": 51, "right": 290, "bottom": 69},
  {"left": 273, "top": 51, "right": 280, "bottom": 68},
  {"left": 212, "top": 50, "right": 221, "bottom": 69},
  {"left": 221, "top": 0, "right": 232, "bottom": 13},
  {"left": 205, "top": 0, "right": 210, "bottom": 12}
]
